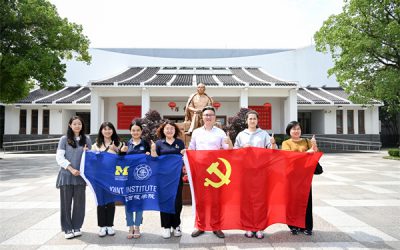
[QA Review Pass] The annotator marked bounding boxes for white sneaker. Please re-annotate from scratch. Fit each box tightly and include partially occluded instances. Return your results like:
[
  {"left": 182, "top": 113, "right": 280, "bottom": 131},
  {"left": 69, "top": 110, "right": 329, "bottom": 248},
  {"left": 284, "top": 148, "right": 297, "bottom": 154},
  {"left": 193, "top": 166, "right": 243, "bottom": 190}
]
[
  {"left": 106, "top": 227, "right": 115, "bottom": 236},
  {"left": 173, "top": 226, "right": 182, "bottom": 237},
  {"left": 162, "top": 228, "right": 171, "bottom": 239},
  {"left": 174, "top": 227, "right": 182, "bottom": 237},
  {"left": 73, "top": 229, "right": 82, "bottom": 237},
  {"left": 98, "top": 227, "right": 107, "bottom": 237},
  {"left": 65, "top": 231, "right": 74, "bottom": 239}
]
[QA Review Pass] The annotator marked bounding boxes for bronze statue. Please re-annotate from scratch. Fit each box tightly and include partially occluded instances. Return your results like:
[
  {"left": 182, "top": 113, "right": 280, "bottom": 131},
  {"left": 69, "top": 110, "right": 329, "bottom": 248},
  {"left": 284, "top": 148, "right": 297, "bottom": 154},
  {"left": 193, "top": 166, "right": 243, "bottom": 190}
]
[{"left": 184, "top": 83, "right": 213, "bottom": 134}]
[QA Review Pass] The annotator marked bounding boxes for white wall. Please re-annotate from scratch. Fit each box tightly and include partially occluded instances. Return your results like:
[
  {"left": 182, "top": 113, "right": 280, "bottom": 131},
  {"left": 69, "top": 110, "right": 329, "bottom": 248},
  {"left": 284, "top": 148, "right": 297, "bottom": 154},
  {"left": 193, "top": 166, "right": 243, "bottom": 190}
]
[
  {"left": 365, "top": 107, "right": 380, "bottom": 134},
  {"left": 323, "top": 109, "right": 336, "bottom": 134},
  {"left": 49, "top": 109, "right": 64, "bottom": 134},
  {"left": 4, "top": 106, "right": 20, "bottom": 134}
]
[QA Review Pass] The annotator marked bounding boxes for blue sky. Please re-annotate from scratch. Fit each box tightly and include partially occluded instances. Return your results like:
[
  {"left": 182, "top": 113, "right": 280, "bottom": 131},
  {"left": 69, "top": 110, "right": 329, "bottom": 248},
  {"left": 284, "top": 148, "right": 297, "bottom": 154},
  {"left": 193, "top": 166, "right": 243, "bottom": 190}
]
[{"left": 50, "top": 0, "right": 344, "bottom": 49}]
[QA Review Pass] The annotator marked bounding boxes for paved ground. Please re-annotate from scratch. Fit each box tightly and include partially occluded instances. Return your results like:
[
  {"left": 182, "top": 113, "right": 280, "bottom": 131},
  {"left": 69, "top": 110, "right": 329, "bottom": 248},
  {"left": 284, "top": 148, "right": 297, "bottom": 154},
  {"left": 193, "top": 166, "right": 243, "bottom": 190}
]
[{"left": 0, "top": 151, "right": 399, "bottom": 249}]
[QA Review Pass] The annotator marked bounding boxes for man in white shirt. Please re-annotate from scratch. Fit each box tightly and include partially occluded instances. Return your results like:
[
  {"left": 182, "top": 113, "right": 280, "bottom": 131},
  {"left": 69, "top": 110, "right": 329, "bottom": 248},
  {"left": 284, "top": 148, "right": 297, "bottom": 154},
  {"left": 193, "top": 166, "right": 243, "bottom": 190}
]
[{"left": 189, "top": 106, "right": 232, "bottom": 239}]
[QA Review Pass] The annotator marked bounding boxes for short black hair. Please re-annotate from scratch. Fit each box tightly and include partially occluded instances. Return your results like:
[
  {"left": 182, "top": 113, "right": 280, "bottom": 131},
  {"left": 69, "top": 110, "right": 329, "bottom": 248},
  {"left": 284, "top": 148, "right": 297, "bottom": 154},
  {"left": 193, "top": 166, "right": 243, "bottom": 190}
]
[
  {"left": 202, "top": 106, "right": 215, "bottom": 113},
  {"left": 129, "top": 119, "right": 143, "bottom": 131},
  {"left": 285, "top": 121, "right": 301, "bottom": 136}
]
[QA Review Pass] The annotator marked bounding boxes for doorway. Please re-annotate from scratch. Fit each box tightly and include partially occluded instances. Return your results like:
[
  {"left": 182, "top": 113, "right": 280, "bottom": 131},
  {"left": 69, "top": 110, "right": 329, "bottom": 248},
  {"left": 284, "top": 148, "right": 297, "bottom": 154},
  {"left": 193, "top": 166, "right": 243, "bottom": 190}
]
[{"left": 298, "top": 112, "right": 311, "bottom": 134}]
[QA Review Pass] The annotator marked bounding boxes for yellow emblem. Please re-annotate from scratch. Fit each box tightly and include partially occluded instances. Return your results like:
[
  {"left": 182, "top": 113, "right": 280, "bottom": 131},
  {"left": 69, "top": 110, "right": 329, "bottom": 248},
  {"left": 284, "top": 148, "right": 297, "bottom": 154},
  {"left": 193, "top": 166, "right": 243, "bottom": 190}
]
[
  {"left": 204, "top": 158, "right": 232, "bottom": 188},
  {"left": 115, "top": 166, "right": 129, "bottom": 176}
]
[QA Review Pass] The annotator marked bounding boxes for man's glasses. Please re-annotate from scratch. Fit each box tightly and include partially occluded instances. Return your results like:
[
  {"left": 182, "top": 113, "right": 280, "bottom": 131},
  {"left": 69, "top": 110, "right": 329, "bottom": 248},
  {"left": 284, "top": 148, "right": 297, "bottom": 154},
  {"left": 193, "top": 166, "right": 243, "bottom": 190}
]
[{"left": 203, "top": 114, "right": 215, "bottom": 117}]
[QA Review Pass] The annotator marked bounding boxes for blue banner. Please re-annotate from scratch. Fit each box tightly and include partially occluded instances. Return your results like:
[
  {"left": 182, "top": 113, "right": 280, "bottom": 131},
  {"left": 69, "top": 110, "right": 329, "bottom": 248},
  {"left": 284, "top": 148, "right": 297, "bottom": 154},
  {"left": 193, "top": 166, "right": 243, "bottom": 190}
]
[{"left": 81, "top": 151, "right": 182, "bottom": 214}]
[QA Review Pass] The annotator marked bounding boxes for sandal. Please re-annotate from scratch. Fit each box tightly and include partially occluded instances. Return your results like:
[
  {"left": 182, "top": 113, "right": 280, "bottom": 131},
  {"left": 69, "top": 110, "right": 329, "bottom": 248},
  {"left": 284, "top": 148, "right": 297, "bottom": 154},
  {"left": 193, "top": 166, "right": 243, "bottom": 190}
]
[
  {"left": 133, "top": 226, "right": 141, "bottom": 239},
  {"left": 127, "top": 226, "right": 134, "bottom": 239}
]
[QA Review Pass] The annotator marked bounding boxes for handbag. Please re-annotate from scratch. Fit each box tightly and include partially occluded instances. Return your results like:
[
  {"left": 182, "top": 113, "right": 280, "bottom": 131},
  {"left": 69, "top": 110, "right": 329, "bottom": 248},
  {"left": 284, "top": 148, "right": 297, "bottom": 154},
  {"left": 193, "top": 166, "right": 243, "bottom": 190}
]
[
  {"left": 314, "top": 162, "right": 323, "bottom": 175},
  {"left": 306, "top": 138, "right": 323, "bottom": 175}
]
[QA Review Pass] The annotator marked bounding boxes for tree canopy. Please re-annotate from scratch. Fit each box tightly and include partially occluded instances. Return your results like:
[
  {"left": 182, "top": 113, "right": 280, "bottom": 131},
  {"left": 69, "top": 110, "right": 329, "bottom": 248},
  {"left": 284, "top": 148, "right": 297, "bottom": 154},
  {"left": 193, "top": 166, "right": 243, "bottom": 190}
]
[
  {"left": 0, "top": 0, "right": 91, "bottom": 103},
  {"left": 314, "top": 0, "right": 400, "bottom": 115}
]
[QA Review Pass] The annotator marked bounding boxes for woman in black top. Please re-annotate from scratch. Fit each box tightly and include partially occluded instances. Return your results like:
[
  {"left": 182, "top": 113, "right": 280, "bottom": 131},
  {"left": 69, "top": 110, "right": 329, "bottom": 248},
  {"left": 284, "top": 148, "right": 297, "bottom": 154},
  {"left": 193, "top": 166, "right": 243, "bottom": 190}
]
[
  {"left": 151, "top": 120, "right": 185, "bottom": 239},
  {"left": 121, "top": 120, "right": 150, "bottom": 239}
]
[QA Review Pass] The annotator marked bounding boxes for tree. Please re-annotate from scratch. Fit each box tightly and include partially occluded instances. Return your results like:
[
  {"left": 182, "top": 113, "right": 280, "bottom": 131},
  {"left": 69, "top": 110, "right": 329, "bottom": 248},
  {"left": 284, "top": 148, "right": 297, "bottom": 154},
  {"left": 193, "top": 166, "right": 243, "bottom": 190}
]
[
  {"left": 314, "top": 0, "right": 400, "bottom": 115},
  {"left": 141, "top": 109, "right": 164, "bottom": 144},
  {"left": 226, "top": 108, "right": 250, "bottom": 142},
  {"left": 0, "top": 0, "right": 91, "bottom": 103}
]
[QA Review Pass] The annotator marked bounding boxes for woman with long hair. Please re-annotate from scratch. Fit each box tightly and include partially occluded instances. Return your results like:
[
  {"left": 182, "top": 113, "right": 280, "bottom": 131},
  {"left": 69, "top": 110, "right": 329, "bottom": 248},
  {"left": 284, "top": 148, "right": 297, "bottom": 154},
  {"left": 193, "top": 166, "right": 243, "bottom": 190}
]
[
  {"left": 56, "top": 116, "right": 91, "bottom": 239},
  {"left": 91, "top": 121, "right": 125, "bottom": 237}
]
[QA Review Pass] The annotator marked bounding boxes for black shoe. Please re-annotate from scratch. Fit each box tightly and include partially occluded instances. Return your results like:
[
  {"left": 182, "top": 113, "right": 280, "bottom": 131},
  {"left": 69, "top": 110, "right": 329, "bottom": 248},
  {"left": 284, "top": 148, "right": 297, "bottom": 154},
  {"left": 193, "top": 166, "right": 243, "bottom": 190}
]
[
  {"left": 213, "top": 230, "right": 225, "bottom": 238},
  {"left": 191, "top": 229, "right": 204, "bottom": 237},
  {"left": 290, "top": 228, "right": 299, "bottom": 235},
  {"left": 304, "top": 229, "right": 313, "bottom": 235}
]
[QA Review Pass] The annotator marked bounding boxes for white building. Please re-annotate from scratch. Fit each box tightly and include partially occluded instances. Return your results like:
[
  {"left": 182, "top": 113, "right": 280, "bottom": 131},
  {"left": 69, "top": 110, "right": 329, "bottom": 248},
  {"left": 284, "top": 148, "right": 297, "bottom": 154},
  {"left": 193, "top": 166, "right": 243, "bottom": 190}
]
[{"left": 2, "top": 47, "right": 382, "bottom": 150}]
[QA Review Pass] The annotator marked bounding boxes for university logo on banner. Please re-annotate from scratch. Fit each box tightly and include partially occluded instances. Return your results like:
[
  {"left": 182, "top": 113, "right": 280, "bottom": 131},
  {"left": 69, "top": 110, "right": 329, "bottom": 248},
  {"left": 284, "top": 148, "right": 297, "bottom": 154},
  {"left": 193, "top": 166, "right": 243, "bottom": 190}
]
[
  {"left": 81, "top": 151, "right": 183, "bottom": 213},
  {"left": 134, "top": 164, "right": 152, "bottom": 180},
  {"left": 115, "top": 165, "right": 129, "bottom": 180}
]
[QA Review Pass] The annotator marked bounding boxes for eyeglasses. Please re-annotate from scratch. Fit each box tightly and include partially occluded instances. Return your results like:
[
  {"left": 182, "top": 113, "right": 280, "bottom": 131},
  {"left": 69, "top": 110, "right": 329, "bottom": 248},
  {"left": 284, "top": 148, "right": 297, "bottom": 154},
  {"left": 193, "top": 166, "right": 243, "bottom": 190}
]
[{"left": 203, "top": 114, "right": 215, "bottom": 117}]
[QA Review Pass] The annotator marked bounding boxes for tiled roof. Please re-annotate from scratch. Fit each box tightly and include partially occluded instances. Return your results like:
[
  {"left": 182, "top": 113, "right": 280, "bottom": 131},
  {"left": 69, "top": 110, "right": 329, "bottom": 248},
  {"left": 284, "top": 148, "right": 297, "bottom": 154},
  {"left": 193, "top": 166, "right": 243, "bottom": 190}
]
[
  {"left": 196, "top": 75, "right": 219, "bottom": 86},
  {"left": 12, "top": 86, "right": 374, "bottom": 106},
  {"left": 18, "top": 89, "right": 54, "bottom": 103},
  {"left": 36, "top": 87, "right": 81, "bottom": 104},
  {"left": 171, "top": 75, "right": 193, "bottom": 86},
  {"left": 89, "top": 66, "right": 295, "bottom": 87},
  {"left": 76, "top": 95, "right": 91, "bottom": 104},
  {"left": 56, "top": 88, "right": 91, "bottom": 104},
  {"left": 118, "top": 67, "right": 160, "bottom": 86},
  {"left": 216, "top": 75, "right": 245, "bottom": 86},
  {"left": 245, "top": 68, "right": 284, "bottom": 83},
  {"left": 298, "top": 88, "right": 331, "bottom": 104},
  {"left": 309, "top": 87, "right": 350, "bottom": 104},
  {"left": 297, "top": 95, "right": 312, "bottom": 104},
  {"left": 92, "top": 67, "right": 143, "bottom": 85},
  {"left": 229, "top": 68, "right": 265, "bottom": 84},
  {"left": 144, "top": 74, "right": 173, "bottom": 86}
]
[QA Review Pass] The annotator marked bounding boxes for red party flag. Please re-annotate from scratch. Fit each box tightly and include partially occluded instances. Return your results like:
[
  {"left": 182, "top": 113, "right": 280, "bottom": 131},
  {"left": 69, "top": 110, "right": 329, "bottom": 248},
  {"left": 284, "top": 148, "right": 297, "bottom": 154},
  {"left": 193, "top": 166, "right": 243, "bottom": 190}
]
[{"left": 184, "top": 147, "right": 322, "bottom": 231}]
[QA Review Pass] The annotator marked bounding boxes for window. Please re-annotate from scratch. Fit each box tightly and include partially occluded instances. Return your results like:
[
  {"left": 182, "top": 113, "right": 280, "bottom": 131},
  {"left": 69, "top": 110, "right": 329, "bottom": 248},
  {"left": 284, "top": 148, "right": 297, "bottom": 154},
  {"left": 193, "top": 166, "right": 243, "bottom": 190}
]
[
  {"left": 216, "top": 116, "right": 227, "bottom": 126},
  {"left": 31, "top": 110, "right": 38, "bottom": 134},
  {"left": 358, "top": 110, "right": 365, "bottom": 134},
  {"left": 336, "top": 110, "right": 343, "bottom": 134},
  {"left": 19, "top": 110, "right": 27, "bottom": 134},
  {"left": 43, "top": 110, "right": 50, "bottom": 134},
  {"left": 347, "top": 110, "right": 354, "bottom": 134}
]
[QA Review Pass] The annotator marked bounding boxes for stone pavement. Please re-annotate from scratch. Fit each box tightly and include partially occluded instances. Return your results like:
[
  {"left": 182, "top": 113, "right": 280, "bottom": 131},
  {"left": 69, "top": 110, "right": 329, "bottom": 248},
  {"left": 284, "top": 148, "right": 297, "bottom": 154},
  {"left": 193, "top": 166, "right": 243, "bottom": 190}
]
[{"left": 0, "top": 151, "right": 399, "bottom": 249}]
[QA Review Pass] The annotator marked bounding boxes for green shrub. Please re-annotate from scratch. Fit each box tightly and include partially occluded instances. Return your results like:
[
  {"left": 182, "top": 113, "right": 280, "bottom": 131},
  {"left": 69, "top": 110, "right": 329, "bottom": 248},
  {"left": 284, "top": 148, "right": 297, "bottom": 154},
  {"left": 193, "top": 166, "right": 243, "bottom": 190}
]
[{"left": 388, "top": 148, "right": 400, "bottom": 157}]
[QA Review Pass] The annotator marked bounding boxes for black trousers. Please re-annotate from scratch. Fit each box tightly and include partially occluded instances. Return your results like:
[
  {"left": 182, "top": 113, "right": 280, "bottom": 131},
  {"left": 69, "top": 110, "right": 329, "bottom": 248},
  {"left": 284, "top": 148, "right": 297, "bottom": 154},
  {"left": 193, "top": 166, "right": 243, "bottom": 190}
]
[
  {"left": 97, "top": 202, "right": 115, "bottom": 227},
  {"left": 161, "top": 178, "right": 183, "bottom": 228},
  {"left": 60, "top": 185, "right": 86, "bottom": 232},
  {"left": 288, "top": 187, "right": 313, "bottom": 231}
]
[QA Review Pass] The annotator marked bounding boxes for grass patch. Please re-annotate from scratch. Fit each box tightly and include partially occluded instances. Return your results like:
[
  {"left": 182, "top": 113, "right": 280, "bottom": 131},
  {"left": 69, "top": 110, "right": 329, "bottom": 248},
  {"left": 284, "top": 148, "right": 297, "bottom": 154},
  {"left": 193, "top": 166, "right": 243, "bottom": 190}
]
[{"left": 383, "top": 156, "right": 400, "bottom": 161}]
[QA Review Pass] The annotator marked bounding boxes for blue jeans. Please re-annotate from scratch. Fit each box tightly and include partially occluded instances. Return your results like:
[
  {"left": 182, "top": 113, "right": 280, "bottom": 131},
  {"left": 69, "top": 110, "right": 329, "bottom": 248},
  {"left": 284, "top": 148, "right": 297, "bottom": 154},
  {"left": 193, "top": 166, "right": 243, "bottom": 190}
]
[{"left": 125, "top": 206, "right": 143, "bottom": 226}]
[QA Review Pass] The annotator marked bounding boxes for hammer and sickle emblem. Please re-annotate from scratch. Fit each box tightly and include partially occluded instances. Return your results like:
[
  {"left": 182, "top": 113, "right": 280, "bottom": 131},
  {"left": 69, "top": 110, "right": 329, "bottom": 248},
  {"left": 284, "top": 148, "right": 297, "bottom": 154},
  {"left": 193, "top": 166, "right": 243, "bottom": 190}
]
[{"left": 204, "top": 158, "right": 232, "bottom": 188}]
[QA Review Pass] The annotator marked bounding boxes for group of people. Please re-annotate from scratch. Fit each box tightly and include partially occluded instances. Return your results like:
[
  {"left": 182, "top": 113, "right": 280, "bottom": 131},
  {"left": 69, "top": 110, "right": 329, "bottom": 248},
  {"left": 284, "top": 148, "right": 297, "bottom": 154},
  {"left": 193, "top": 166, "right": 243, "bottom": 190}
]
[{"left": 55, "top": 105, "right": 318, "bottom": 240}]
